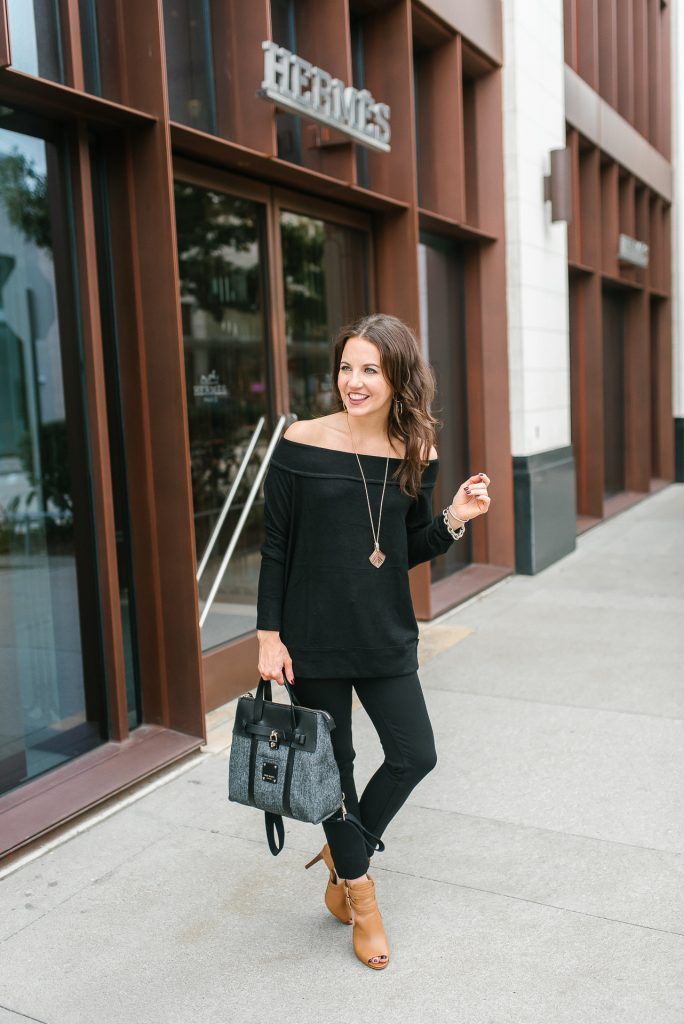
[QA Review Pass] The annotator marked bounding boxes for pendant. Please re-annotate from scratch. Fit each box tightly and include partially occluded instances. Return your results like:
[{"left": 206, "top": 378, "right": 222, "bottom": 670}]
[{"left": 369, "top": 546, "right": 386, "bottom": 568}]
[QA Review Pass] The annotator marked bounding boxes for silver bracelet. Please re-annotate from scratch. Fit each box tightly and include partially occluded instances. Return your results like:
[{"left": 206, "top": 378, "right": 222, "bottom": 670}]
[{"left": 442, "top": 505, "right": 467, "bottom": 541}]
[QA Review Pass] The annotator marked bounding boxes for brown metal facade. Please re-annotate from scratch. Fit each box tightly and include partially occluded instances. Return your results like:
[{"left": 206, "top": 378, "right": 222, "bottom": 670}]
[
  {"left": 564, "top": 0, "right": 674, "bottom": 530},
  {"left": 0, "top": 0, "right": 512, "bottom": 859}
]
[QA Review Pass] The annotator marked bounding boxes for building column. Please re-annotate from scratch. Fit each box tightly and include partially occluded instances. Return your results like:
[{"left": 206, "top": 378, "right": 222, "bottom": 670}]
[
  {"left": 502, "top": 0, "right": 576, "bottom": 573},
  {"left": 672, "top": 0, "right": 684, "bottom": 482}
]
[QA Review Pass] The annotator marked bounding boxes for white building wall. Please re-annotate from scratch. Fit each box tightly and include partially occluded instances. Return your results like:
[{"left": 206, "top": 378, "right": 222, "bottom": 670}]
[
  {"left": 672, "top": 0, "right": 684, "bottom": 423},
  {"left": 502, "top": 0, "right": 571, "bottom": 456}
]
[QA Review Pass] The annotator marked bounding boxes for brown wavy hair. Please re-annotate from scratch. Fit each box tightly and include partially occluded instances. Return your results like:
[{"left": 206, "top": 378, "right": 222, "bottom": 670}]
[{"left": 332, "top": 314, "right": 440, "bottom": 499}]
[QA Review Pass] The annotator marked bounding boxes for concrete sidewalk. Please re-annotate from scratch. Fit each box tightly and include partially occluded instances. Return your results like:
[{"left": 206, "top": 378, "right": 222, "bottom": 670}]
[{"left": 1, "top": 486, "right": 683, "bottom": 1024}]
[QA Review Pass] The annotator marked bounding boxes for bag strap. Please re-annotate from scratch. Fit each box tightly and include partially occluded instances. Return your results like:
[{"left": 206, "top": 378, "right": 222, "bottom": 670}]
[
  {"left": 264, "top": 812, "right": 285, "bottom": 855},
  {"left": 334, "top": 811, "right": 386, "bottom": 856},
  {"left": 263, "top": 808, "right": 385, "bottom": 858},
  {"left": 244, "top": 722, "right": 307, "bottom": 746}
]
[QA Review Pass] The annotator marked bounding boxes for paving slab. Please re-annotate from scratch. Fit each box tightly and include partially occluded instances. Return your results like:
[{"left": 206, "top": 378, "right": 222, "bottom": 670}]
[
  {"left": 424, "top": 599, "right": 684, "bottom": 718},
  {"left": 1, "top": 826, "right": 683, "bottom": 1024},
  {"left": 411, "top": 687, "right": 684, "bottom": 852},
  {"left": 0, "top": 801, "right": 187, "bottom": 944},
  {"left": 373, "top": 802, "right": 684, "bottom": 935},
  {"left": 0, "top": 1008, "right": 49, "bottom": 1024}
]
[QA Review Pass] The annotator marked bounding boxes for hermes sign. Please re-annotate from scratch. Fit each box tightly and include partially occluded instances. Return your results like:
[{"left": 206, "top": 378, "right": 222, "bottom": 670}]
[
  {"left": 193, "top": 370, "right": 228, "bottom": 404},
  {"left": 259, "top": 40, "right": 391, "bottom": 153}
]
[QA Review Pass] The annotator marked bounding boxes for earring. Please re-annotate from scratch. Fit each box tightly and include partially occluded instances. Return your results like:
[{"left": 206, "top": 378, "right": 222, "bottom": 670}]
[{"left": 394, "top": 395, "right": 403, "bottom": 416}]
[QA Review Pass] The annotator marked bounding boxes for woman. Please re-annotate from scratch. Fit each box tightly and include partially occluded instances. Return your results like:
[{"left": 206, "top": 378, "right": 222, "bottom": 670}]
[{"left": 256, "top": 313, "right": 491, "bottom": 970}]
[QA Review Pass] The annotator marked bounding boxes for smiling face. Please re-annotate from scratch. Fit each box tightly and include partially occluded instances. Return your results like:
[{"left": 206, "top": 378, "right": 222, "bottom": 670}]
[{"left": 338, "top": 335, "right": 393, "bottom": 420}]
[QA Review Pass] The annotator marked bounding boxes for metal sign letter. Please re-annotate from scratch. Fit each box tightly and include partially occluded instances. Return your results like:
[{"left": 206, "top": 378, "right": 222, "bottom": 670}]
[{"left": 259, "top": 40, "right": 391, "bottom": 153}]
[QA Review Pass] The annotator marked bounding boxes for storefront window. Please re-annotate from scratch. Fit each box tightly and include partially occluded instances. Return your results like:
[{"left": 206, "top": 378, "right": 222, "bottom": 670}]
[
  {"left": 162, "top": 0, "right": 217, "bottom": 133},
  {"left": 281, "top": 211, "right": 369, "bottom": 419},
  {"left": 0, "top": 115, "right": 107, "bottom": 796},
  {"left": 419, "top": 235, "right": 472, "bottom": 578},
  {"left": 6, "top": 0, "right": 64, "bottom": 82},
  {"left": 174, "top": 181, "right": 271, "bottom": 650}
]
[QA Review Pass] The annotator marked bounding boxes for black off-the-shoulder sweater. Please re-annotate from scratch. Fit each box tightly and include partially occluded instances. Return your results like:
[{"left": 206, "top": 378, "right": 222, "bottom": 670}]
[{"left": 256, "top": 437, "right": 456, "bottom": 678}]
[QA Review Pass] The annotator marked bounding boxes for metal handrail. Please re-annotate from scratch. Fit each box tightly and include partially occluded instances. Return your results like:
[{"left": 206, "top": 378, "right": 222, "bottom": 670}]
[
  {"left": 199, "top": 413, "right": 294, "bottom": 629},
  {"left": 196, "top": 416, "right": 265, "bottom": 583}
]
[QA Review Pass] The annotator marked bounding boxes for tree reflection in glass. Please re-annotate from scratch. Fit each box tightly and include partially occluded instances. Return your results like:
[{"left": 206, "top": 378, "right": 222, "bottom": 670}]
[
  {"left": 174, "top": 182, "right": 270, "bottom": 650},
  {"left": 280, "top": 211, "right": 369, "bottom": 420}
]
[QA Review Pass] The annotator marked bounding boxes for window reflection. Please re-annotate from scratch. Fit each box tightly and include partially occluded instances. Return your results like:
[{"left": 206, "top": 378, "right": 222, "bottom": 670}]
[
  {"left": 174, "top": 182, "right": 271, "bottom": 650},
  {"left": 162, "top": 0, "right": 217, "bottom": 133},
  {"left": 281, "top": 211, "right": 369, "bottom": 419},
  {"left": 6, "top": 0, "right": 64, "bottom": 82},
  {"left": 0, "top": 120, "right": 106, "bottom": 795}
]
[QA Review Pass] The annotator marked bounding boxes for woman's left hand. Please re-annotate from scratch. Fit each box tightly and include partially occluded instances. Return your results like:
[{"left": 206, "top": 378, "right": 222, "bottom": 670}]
[{"left": 450, "top": 472, "right": 491, "bottom": 522}]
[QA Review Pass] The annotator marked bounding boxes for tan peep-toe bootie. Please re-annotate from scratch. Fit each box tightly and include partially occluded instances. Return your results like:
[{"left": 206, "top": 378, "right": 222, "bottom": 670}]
[
  {"left": 345, "top": 875, "right": 390, "bottom": 969},
  {"left": 304, "top": 844, "right": 352, "bottom": 925}
]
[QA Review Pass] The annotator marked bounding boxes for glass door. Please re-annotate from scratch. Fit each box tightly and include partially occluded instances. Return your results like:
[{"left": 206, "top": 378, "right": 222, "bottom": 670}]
[{"left": 173, "top": 177, "right": 272, "bottom": 651}]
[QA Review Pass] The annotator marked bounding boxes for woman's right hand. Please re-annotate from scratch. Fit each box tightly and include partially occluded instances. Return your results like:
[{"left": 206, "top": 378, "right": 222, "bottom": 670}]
[{"left": 257, "top": 630, "right": 295, "bottom": 686}]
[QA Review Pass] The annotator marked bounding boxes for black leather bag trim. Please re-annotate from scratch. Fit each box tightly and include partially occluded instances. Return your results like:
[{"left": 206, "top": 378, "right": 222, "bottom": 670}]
[
  {"left": 244, "top": 722, "right": 307, "bottom": 746},
  {"left": 234, "top": 695, "right": 321, "bottom": 753},
  {"left": 282, "top": 744, "right": 296, "bottom": 817},
  {"left": 264, "top": 812, "right": 285, "bottom": 855},
  {"left": 247, "top": 732, "right": 258, "bottom": 807}
]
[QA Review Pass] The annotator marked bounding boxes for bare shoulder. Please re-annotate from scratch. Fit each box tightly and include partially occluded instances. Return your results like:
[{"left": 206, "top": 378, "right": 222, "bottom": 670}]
[
  {"left": 283, "top": 414, "right": 343, "bottom": 446},
  {"left": 282, "top": 418, "right": 314, "bottom": 442},
  {"left": 421, "top": 443, "right": 438, "bottom": 461}
]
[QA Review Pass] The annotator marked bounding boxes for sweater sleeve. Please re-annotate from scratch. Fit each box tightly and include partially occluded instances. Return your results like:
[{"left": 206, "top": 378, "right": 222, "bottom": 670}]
[
  {"left": 406, "top": 482, "right": 455, "bottom": 569},
  {"left": 256, "top": 461, "right": 293, "bottom": 631}
]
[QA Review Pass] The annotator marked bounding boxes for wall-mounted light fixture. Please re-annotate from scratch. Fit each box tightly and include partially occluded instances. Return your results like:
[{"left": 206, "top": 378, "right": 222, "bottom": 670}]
[{"left": 543, "top": 147, "right": 572, "bottom": 223}]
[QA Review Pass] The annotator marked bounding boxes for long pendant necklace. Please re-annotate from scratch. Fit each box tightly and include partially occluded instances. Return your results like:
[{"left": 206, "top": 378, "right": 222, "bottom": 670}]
[{"left": 346, "top": 415, "right": 390, "bottom": 568}]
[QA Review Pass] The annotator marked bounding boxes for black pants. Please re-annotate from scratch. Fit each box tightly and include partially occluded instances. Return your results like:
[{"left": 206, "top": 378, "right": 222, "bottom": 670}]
[{"left": 292, "top": 671, "right": 437, "bottom": 879}]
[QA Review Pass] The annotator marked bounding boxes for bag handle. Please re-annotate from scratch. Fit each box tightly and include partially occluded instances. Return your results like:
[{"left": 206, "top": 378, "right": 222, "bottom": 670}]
[{"left": 254, "top": 676, "right": 300, "bottom": 732}]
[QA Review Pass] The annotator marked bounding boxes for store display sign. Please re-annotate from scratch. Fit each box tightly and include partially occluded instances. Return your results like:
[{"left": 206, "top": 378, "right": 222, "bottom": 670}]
[
  {"left": 259, "top": 40, "right": 391, "bottom": 153},
  {"left": 618, "top": 233, "right": 649, "bottom": 268},
  {"left": 194, "top": 370, "right": 229, "bottom": 404}
]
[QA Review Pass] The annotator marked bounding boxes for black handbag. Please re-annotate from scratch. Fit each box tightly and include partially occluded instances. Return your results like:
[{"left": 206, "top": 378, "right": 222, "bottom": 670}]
[{"left": 228, "top": 678, "right": 385, "bottom": 857}]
